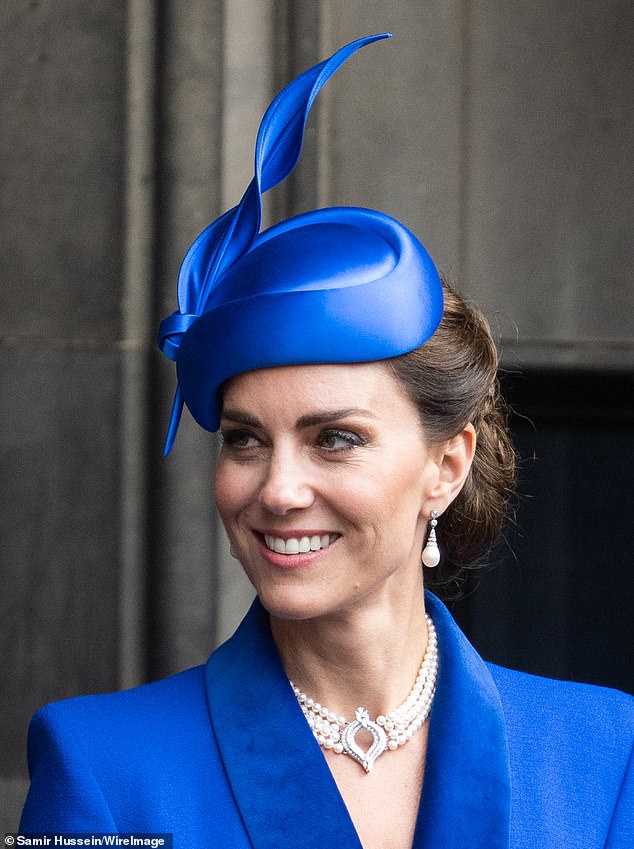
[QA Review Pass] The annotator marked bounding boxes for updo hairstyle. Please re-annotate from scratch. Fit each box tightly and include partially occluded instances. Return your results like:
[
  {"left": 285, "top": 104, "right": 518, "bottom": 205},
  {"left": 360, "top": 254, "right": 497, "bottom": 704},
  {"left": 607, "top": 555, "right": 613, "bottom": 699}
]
[{"left": 386, "top": 280, "right": 517, "bottom": 583}]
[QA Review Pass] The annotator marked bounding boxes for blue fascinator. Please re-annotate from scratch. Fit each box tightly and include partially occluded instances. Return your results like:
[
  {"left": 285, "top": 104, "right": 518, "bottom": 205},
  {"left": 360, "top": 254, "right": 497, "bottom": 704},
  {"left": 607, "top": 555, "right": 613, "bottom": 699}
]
[{"left": 158, "top": 33, "right": 443, "bottom": 453}]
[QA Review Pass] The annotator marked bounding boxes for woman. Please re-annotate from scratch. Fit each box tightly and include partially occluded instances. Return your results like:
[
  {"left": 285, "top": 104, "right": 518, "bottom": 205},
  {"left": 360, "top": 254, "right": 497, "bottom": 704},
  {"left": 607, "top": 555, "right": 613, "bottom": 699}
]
[{"left": 21, "top": 34, "right": 632, "bottom": 848}]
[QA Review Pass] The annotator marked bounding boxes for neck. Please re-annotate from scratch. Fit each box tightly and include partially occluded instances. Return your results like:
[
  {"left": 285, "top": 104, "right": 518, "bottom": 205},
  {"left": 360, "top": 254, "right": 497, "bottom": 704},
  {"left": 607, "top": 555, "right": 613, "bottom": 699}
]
[{"left": 270, "top": 578, "right": 429, "bottom": 720}]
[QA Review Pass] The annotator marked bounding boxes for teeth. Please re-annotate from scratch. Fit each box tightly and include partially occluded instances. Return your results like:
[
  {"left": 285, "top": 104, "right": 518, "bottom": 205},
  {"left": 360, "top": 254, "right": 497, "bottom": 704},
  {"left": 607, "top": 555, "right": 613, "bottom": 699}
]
[
  {"left": 286, "top": 538, "right": 300, "bottom": 555},
  {"left": 264, "top": 534, "right": 338, "bottom": 555}
]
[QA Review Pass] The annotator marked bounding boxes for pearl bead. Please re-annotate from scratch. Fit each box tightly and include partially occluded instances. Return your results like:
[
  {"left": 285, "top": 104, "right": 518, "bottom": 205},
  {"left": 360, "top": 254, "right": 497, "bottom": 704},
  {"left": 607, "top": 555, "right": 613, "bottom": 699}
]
[{"left": 422, "top": 545, "right": 440, "bottom": 567}]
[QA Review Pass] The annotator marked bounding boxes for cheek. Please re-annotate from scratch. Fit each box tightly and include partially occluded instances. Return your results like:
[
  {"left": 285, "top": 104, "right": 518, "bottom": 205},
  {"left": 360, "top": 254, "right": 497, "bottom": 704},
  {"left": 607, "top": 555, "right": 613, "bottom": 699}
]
[
  {"left": 370, "top": 463, "right": 434, "bottom": 532},
  {"left": 337, "top": 467, "right": 426, "bottom": 533},
  {"left": 214, "top": 460, "right": 251, "bottom": 518},
  {"left": 373, "top": 450, "right": 431, "bottom": 500}
]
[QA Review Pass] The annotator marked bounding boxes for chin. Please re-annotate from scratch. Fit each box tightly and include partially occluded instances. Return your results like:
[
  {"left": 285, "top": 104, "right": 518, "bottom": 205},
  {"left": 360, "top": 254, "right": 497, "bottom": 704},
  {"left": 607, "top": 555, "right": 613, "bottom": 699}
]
[{"left": 254, "top": 584, "right": 337, "bottom": 623}]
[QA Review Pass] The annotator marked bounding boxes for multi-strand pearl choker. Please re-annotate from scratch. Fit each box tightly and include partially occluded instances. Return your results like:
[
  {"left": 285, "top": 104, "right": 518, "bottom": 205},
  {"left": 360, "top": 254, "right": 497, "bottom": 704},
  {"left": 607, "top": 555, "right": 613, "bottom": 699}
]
[{"left": 290, "top": 613, "right": 438, "bottom": 773}]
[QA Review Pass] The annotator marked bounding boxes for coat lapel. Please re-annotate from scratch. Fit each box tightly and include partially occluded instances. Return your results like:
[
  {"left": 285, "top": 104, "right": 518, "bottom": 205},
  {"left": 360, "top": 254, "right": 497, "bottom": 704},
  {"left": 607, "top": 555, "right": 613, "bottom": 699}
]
[
  {"left": 205, "top": 600, "right": 363, "bottom": 849},
  {"left": 413, "top": 592, "right": 511, "bottom": 848}
]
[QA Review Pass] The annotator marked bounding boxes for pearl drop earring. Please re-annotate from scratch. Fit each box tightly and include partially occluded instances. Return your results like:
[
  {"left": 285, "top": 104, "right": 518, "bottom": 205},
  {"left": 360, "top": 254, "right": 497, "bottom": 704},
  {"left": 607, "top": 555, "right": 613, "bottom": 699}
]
[{"left": 422, "top": 511, "right": 440, "bottom": 567}]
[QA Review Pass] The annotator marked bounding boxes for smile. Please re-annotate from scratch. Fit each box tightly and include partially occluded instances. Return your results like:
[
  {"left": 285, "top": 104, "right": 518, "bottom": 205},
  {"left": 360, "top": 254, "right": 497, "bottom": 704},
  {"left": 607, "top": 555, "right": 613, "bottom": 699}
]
[{"left": 263, "top": 534, "right": 340, "bottom": 555}]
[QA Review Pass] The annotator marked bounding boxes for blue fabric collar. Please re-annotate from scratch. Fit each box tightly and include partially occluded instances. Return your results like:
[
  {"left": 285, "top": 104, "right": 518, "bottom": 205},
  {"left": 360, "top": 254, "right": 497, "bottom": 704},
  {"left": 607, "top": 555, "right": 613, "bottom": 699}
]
[
  {"left": 416, "top": 592, "right": 511, "bottom": 848},
  {"left": 205, "top": 592, "right": 510, "bottom": 849}
]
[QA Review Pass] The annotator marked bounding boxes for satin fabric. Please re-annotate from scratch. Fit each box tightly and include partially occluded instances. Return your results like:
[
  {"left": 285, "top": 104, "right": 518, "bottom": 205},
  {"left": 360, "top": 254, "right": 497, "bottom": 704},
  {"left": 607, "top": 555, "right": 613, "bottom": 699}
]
[
  {"left": 156, "top": 33, "right": 444, "bottom": 452},
  {"left": 173, "top": 208, "right": 443, "bottom": 436},
  {"left": 20, "top": 593, "right": 633, "bottom": 847}
]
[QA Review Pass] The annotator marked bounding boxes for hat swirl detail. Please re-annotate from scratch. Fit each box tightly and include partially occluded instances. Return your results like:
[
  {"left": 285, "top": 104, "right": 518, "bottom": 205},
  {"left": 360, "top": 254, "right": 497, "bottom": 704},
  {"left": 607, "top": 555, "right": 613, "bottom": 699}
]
[{"left": 157, "top": 34, "right": 391, "bottom": 453}]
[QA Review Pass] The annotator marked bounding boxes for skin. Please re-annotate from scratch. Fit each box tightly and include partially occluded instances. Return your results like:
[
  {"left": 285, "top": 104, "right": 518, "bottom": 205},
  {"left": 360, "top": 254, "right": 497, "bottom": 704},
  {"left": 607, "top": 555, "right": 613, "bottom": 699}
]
[{"left": 215, "top": 361, "right": 475, "bottom": 849}]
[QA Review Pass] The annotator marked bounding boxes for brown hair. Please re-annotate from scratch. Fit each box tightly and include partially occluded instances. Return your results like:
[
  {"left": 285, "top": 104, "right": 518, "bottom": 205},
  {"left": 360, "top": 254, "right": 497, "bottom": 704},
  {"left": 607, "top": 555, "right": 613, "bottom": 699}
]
[{"left": 386, "top": 281, "right": 517, "bottom": 584}]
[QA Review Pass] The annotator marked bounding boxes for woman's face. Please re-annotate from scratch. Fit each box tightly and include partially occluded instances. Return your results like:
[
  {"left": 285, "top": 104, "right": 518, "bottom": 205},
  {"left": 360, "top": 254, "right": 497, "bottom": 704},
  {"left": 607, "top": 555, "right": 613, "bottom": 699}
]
[{"left": 215, "top": 362, "right": 446, "bottom": 622}]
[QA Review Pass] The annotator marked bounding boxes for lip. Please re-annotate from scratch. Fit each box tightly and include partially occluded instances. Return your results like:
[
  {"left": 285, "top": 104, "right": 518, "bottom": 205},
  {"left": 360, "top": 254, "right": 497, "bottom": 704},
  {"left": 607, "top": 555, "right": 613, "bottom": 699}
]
[{"left": 253, "top": 530, "right": 340, "bottom": 569}]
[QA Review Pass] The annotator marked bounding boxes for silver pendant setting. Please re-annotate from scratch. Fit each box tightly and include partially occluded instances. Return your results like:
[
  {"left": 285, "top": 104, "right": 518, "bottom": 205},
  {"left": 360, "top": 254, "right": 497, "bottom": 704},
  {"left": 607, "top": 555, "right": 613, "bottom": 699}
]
[{"left": 341, "top": 708, "right": 388, "bottom": 772}]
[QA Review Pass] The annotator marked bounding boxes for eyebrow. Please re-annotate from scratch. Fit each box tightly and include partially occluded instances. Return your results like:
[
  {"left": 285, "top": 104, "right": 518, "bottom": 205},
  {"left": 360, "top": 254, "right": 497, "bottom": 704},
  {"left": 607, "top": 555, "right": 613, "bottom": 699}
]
[{"left": 220, "top": 408, "right": 376, "bottom": 430}]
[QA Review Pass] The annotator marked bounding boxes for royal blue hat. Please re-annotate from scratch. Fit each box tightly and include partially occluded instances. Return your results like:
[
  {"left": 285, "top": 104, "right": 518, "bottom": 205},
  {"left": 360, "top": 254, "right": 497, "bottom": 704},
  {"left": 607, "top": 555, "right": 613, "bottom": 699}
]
[{"left": 158, "top": 33, "right": 443, "bottom": 453}]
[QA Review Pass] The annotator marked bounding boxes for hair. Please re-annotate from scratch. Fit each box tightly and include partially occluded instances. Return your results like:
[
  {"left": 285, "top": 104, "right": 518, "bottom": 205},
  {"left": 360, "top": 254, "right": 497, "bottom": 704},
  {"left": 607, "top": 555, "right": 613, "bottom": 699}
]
[{"left": 385, "top": 280, "right": 517, "bottom": 585}]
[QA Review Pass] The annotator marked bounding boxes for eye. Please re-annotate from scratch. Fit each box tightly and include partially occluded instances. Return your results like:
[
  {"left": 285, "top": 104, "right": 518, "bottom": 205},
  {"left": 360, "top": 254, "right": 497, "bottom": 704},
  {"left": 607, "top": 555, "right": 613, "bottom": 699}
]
[
  {"left": 221, "top": 429, "right": 261, "bottom": 450},
  {"left": 316, "top": 428, "right": 366, "bottom": 452}
]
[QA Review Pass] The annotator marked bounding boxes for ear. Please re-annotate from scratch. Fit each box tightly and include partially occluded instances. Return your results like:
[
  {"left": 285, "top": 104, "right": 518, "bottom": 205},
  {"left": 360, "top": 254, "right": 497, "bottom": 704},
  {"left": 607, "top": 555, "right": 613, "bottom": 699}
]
[{"left": 424, "top": 423, "right": 476, "bottom": 515}]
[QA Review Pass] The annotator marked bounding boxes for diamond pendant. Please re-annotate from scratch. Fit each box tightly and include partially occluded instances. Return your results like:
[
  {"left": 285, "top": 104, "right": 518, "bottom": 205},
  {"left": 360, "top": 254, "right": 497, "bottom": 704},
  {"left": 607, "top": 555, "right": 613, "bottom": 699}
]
[{"left": 341, "top": 708, "right": 388, "bottom": 773}]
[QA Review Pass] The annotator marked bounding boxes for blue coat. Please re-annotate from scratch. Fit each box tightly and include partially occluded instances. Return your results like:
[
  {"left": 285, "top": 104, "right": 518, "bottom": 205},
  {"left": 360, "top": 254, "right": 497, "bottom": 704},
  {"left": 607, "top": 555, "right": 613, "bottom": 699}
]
[{"left": 20, "top": 592, "right": 633, "bottom": 847}]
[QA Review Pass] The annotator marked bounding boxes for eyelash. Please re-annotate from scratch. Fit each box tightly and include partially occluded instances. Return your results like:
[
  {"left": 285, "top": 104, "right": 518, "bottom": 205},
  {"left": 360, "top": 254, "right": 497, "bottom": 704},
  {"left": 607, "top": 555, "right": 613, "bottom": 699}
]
[
  {"left": 316, "top": 428, "right": 366, "bottom": 452},
  {"left": 220, "top": 427, "right": 367, "bottom": 453},
  {"left": 221, "top": 429, "right": 260, "bottom": 450}
]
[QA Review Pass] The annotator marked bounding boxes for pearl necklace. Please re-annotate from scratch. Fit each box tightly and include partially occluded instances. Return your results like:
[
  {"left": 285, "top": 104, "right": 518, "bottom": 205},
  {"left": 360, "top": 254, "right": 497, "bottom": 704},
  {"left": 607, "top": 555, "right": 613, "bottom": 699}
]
[{"left": 290, "top": 613, "right": 438, "bottom": 773}]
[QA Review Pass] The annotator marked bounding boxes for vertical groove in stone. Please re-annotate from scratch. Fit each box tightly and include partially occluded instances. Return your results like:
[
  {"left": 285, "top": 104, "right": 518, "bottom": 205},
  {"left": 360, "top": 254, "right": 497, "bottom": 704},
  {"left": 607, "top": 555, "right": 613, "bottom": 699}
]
[
  {"left": 221, "top": 0, "right": 276, "bottom": 219},
  {"left": 317, "top": 0, "right": 332, "bottom": 208},
  {"left": 147, "top": 0, "right": 225, "bottom": 678},
  {"left": 207, "top": 0, "right": 227, "bottom": 653},
  {"left": 457, "top": 0, "right": 471, "bottom": 288},
  {"left": 285, "top": 1, "right": 321, "bottom": 217},
  {"left": 268, "top": 0, "right": 322, "bottom": 221},
  {"left": 268, "top": 0, "right": 291, "bottom": 224},
  {"left": 119, "top": 0, "right": 157, "bottom": 688},
  {"left": 212, "top": 0, "right": 279, "bottom": 646}
]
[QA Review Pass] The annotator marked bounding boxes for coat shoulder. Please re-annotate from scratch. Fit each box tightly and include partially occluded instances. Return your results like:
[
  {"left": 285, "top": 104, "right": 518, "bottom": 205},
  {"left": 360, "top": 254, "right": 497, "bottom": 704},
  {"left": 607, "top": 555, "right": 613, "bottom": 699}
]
[
  {"left": 27, "top": 664, "right": 211, "bottom": 777},
  {"left": 487, "top": 661, "right": 634, "bottom": 733}
]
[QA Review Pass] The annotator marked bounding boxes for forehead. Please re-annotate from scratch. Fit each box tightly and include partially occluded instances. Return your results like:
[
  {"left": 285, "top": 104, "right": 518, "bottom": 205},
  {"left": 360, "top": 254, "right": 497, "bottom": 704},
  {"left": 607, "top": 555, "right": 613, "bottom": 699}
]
[{"left": 220, "top": 362, "right": 420, "bottom": 425}]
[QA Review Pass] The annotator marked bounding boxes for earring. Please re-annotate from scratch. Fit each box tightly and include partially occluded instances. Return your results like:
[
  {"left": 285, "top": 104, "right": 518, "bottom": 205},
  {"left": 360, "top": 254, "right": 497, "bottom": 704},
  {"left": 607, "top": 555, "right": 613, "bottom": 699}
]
[
  {"left": 229, "top": 545, "right": 239, "bottom": 559},
  {"left": 422, "top": 511, "right": 440, "bottom": 567}
]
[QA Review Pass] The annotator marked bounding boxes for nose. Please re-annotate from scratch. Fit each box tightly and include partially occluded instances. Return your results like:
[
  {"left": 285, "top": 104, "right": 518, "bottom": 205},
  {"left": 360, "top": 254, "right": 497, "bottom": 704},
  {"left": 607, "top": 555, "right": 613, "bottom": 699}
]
[{"left": 258, "top": 446, "right": 315, "bottom": 515}]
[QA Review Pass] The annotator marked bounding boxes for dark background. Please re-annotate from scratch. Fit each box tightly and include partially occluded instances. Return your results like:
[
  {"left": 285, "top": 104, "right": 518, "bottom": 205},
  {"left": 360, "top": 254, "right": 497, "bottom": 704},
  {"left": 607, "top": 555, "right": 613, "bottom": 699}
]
[{"left": 452, "top": 370, "right": 634, "bottom": 695}]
